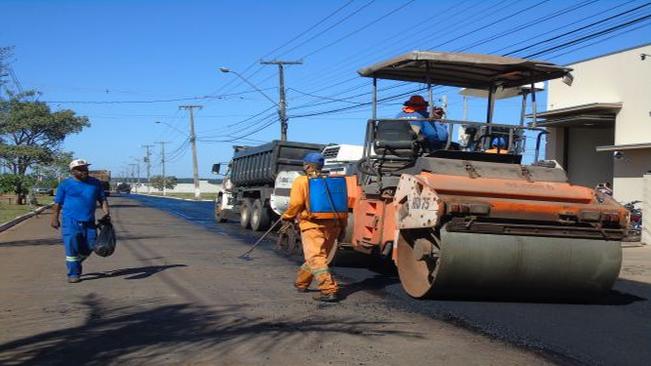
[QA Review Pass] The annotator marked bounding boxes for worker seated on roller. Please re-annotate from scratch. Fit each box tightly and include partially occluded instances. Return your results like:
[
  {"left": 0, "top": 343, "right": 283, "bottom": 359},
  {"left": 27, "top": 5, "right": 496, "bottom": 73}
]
[
  {"left": 281, "top": 152, "right": 348, "bottom": 303},
  {"left": 485, "top": 136, "right": 509, "bottom": 154},
  {"left": 395, "top": 95, "right": 448, "bottom": 151}
]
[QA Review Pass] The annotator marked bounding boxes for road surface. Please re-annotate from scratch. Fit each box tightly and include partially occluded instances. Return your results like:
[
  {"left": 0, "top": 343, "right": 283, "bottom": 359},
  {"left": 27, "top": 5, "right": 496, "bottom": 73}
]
[
  {"left": 0, "top": 195, "right": 550, "bottom": 366},
  {"left": 126, "top": 194, "right": 651, "bottom": 366}
]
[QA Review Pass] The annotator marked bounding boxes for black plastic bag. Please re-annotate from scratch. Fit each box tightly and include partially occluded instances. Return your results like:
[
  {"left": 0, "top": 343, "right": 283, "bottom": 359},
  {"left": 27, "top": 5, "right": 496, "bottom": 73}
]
[{"left": 94, "top": 218, "right": 116, "bottom": 257}]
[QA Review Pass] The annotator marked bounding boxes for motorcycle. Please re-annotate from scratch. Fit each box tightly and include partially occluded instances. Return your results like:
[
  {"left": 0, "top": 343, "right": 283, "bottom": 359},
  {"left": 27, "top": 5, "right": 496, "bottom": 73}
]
[{"left": 624, "top": 200, "right": 642, "bottom": 242}]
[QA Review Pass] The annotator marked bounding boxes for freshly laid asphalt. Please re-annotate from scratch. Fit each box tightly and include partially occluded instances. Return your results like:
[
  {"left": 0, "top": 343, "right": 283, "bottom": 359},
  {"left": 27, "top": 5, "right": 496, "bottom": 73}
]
[
  {"left": 127, "top": 193, "right": 651, "bottom": 366},
  {"left": 0, "top": 195, "right": 548, "bottom": 366}
]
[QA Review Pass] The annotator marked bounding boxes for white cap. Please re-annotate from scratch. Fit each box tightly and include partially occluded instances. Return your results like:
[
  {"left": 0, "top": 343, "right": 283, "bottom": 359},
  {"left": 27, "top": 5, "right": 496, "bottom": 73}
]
[{"left": 69, "top": 159, "right": 91, "bottom": 170}]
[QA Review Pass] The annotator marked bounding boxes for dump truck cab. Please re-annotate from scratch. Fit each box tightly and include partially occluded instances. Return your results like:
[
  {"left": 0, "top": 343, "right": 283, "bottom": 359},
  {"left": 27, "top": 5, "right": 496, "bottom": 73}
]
[{"left": 348, "top": 51, "right": 627, "bottom": 299}]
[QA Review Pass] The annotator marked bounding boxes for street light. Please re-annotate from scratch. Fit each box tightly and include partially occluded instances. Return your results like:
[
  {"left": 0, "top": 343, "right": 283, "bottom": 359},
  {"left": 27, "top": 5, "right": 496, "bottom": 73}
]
[{"left": 219, "top": 67, "right": 278, "bottom": 107}]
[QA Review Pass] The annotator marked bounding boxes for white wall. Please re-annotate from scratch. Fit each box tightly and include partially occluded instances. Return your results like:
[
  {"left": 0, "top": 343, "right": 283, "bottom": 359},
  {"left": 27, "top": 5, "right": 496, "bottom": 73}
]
[
  {"left": 134, "top": 180, "right": 221, "bottom": 194},
  {"left": 546, "top": 44, "right": 651, "bottom": 202},
  {"left": 643, "top": 174, "right": 650, "bottom": 245},
  {"left": 548, "top": 44, "right": 651, "bottom": 145}
]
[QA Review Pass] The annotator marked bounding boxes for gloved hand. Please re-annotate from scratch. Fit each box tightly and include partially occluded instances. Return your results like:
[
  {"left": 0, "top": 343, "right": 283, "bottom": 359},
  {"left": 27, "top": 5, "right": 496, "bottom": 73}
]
[
  {"left": 98, "top": 214, "right": 111, "bottom": 225},
  {"left": 278, "top": 220, "right": 294, "bottom": 235}
]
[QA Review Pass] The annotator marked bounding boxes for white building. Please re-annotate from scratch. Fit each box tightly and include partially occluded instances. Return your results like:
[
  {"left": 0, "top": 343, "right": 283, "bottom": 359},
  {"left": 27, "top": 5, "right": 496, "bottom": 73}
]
[{"left": 537, "top": 43, "right": 651, "bottom": 244}]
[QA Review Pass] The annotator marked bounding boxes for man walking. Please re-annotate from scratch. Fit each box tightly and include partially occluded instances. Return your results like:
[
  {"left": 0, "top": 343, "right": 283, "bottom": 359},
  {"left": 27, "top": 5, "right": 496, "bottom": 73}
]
[
  {"left": 50, "top": 159, "right": 110, "bottom": 283},
  {"left": 281, "top": 153, "right": 346, "bottom": 302}
]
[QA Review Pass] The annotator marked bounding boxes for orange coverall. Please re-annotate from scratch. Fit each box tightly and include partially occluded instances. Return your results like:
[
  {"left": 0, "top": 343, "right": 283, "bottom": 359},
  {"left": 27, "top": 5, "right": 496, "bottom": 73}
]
[{"left": 282, "top": 175, "right": 346, "bottom": 295}]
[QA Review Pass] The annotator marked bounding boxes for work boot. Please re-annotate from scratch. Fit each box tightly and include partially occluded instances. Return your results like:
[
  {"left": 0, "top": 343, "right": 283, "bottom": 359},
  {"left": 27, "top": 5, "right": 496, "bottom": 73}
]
[
  {"left": 313, "top": 292, "right": 338, "bottom": 303},
  {"left": 68, "top": 276, "right": 81, "bottom": 284}
]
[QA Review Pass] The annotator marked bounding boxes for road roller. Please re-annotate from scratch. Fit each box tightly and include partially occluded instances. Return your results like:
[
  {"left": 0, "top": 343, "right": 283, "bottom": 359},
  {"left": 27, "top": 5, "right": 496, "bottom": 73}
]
[{"left": 344, "top": 51, "right": 628, "bottom": 298}]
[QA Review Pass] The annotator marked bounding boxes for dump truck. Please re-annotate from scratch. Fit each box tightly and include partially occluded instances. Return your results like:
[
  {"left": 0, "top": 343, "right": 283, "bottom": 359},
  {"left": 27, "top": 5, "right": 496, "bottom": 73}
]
[
  {"left": 342, "top": 51, "right": 627, "bottom": 299},
  {"left": 89, "top": 170, "right": 111, "bottom": 197},
  {"left": 213, "top": 140, "right": 324, "bottom": 231}
]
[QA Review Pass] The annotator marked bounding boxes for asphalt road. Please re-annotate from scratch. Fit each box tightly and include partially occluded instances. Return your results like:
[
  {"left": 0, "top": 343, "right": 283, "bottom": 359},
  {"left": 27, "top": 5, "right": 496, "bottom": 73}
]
[
  {"left": 0, "top": 195, "right": 546, "bottom": 365},
  {"left": 127, "top": 193, "right": 651, "bottom": 366}
]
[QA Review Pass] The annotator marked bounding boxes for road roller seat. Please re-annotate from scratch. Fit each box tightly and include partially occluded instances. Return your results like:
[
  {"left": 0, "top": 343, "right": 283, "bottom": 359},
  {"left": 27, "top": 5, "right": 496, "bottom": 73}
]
[{"left": 373, "top": 120, "right": 420, "bottom": 159}]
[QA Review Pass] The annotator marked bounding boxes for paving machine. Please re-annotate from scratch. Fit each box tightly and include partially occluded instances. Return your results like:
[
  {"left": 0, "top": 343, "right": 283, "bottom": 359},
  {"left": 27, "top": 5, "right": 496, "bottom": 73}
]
[{"left": 347, "top": 51, "right": 627, "bottom": 298}]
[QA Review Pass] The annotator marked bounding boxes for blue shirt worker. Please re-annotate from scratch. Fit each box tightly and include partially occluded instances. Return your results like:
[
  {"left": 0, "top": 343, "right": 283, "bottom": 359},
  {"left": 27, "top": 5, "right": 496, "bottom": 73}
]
[
  {"left": 50, "top": 159, "right": 110, "bottom": 283},
  {"left": 395, "top": 95, "right": 449, "bottom": 150}
]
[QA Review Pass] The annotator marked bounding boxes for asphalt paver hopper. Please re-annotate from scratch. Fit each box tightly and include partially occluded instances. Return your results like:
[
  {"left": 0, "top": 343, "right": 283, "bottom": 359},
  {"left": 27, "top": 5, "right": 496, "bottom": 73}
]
[{"left": 346, "top": 51, "right": 627, "bottom": 299}]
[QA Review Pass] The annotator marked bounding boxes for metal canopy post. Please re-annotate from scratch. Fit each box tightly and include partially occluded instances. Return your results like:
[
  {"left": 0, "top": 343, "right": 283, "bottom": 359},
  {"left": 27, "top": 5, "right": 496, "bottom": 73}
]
[
  {"left": 519, "top": 90, "right": 528, "bottom": 127},
  {"left": 531, "top": 83, "right": 538, "bottom": 127},
  {"left": 486, "top": 85, "right": 496, "bottom": 124},
  {"left": 372, "top": 77, "right": 378, "bottom": 120},
  {"left": 427, "top": 83, "right": 433, "bottom": 116},
  {"left": 364, "top": 77, "right": 378, "bottom": 159}
]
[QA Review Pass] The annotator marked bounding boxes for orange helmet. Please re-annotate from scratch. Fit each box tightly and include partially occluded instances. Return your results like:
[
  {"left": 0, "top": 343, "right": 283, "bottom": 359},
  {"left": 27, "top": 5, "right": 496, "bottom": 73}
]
[{"left": 403, "top": 95, "right": 428, "bottom": 106}]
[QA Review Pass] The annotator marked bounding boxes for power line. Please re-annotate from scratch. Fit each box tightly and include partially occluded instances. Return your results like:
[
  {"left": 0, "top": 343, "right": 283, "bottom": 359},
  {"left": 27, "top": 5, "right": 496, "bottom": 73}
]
[
  {"left": 41, "top": 87, "right": 274, "bottom": 105},
  {"left": 210, "top": 0, "right": 361, "bottom": 97}
]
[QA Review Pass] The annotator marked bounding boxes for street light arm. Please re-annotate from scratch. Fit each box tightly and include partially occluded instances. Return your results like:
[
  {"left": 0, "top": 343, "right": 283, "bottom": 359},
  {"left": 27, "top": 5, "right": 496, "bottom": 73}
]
[{"left": 220, "top": 68, "right": 278, "bottom": 107}]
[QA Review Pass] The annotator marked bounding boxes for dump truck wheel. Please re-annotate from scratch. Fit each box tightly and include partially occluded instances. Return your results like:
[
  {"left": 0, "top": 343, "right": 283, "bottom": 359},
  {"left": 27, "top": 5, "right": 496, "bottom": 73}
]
[
  {"left": 250, "top": 199, "right": 271, "bottom": 231},
  {"left": 396, "top": 229, "right": 440, "bottom": 299},
  {"left": 276, "top": 226, "right": 299, "bottom": 256},
  {"left": 214, "top": 195, "right": 227, "bottom": 223},
  {"left": 240, "top": 199, "right": 252, "bottom": 229}
]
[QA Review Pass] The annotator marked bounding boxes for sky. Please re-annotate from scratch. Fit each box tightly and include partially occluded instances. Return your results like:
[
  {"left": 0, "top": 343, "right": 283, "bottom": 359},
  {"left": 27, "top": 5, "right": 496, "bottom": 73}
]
[{"left": 2, "top": 0, "right": 650, "bottom": 178}]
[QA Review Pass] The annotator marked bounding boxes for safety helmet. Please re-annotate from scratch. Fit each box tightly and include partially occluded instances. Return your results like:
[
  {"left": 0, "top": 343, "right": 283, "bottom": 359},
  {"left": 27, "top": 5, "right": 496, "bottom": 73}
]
[
  {"left": 403, "top": 95, "right": 429, "bottom": 106},
  {"left": 303, "top": 152, "right": 325, "bottom": 167},
  {"left": 69, "top": 159, "right": 91, "bottom": 170}
]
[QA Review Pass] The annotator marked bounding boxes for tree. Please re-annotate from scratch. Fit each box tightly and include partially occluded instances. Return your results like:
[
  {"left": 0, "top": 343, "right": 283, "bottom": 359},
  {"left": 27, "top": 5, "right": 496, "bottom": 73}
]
[
  {"left": 150, "top": 175, "right": 177, "bottom": 191},
  {"left": 33, "top": 151, "right": 73, "bottom": 182},
  {"left": 0, "top": 91, "right": 89, "bottom": 203},
  {"left": 0, "top": 174, "right": 35, "bottom": 197},
  {"left": 0, "top": 46, "right": 13, "bottom": 93}
]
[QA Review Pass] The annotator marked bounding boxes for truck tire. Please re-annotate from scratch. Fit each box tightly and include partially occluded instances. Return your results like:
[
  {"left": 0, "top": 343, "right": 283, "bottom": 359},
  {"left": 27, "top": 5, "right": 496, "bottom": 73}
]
[
  {"left": 240, "top": 199, "right": 253, "bottom": 229},
  {"left": 214, "top": 194, "right": 227, "bottom": 223},
  {"left": 250, "top": 199, "right": 271, "bottom": 231}
]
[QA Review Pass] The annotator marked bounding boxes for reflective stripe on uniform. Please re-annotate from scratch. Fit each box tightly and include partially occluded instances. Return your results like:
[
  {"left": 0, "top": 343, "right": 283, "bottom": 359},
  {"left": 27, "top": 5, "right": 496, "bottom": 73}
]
[
  {"left": 66, "top": 256, "right": 80, "bottom": 262},
  {"left": 301, "top": 263, "right": 311, "bottom": 271},
  {"left": 311, "top": 267, "right": 330, "bottom": 276}
]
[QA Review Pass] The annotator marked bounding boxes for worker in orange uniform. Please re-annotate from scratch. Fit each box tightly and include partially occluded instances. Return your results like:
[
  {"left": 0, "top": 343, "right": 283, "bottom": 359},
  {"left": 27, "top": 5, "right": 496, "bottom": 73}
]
[{"left": 281, "top": 152, "right": 347, "bottom": 302}]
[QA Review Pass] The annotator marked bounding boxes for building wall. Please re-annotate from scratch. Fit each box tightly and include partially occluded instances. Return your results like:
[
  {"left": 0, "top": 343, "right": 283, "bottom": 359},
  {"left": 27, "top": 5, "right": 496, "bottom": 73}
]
[
  {"left": 546, "top": 44, "right": 651, "bottom": 204},
  {"left": 566, "top": 127, "right": 613, "bottom": 188},
  {"left": 547, "top": 44, "right": 651, "bottom": 145},
  {"left": 643, "top": 174, "right": 651, "bottom": 245},
  {"left": 133, "top": 180, "right": 221, "bottom": 194},
  {"left": 613, "top": 149, "right": 651, "bottom": 203}
]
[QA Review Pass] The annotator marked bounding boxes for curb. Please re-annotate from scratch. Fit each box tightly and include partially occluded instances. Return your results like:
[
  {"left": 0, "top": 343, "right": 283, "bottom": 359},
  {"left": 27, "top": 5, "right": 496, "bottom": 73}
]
[
  {"left": 131, "top": 193, "right": 214, "bottom": 202},
  {"left": 0, "top": 204, "right": 53, "bottom": 233}
]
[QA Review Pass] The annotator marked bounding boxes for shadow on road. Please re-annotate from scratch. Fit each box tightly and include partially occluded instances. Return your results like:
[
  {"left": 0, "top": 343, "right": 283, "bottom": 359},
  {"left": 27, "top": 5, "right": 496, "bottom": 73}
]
[
  {"left": 0, "top": 234, "right": 174, "bottom": 248},
  {"left": 338, "top": 274, "right": 400, "bottom": 301},
  {"left": 83, "top": 264, "right": 188, "bottom": 280},
  {"left": 0, "top": 293, "right": 422, "bottom": 365}
]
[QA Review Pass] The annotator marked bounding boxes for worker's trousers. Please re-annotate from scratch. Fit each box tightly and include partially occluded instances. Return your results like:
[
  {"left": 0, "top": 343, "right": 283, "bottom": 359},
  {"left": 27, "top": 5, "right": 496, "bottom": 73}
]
[
  {"left": 295, "top": 223, "right": 341, "bottom": 295},
  {"left": 62, "top": 216, "right": 97, "bottom": 277}
]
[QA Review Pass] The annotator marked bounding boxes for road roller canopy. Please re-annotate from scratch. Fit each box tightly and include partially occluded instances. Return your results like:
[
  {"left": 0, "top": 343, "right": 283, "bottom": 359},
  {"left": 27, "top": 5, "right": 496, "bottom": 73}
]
[{"left": 357, "top": 51, "right": 572, "bottom": 89}]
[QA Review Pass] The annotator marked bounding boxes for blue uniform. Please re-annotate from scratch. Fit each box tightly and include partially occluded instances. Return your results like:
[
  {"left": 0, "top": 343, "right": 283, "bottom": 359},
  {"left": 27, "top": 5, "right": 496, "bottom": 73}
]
[
  {"left": 54, "top": 177, "right": 105, "bottom": 277},
  {"left": 395, "top": 110, "right": 449, "bottom": 150}
]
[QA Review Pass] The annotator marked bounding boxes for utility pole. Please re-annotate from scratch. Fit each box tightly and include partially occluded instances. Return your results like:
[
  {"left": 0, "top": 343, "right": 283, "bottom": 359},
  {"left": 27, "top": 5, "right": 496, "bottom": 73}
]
[
  {"left": 130, "top": 159, "right": 141, "bottom": 193},
  {"left": 260, "top": 60, "right": 302, "bottom": 141},
  {"left": 128, "top": 163, "right": 137, "bottom": 192},
  {"left": 155, "top": 141, "right": 170, "bottom": 196},
  {"left": 179, "top": 105, "right": 202, "bottom": 200},
  {"left": 142, "top": 144, "right": 154, "bottom": 193}
]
